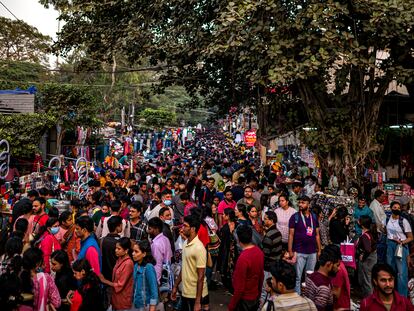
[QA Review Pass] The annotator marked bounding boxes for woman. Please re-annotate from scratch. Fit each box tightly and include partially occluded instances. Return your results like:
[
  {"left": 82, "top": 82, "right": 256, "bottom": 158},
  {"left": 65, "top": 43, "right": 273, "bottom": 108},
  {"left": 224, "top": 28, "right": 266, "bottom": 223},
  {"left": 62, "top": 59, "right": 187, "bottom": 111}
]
[
  {"left": 248, "top": 205, "right": 263, "bottom": 235},
  {"left": 0, "top": 237, "right": 23, "bottom": 275},
  {"left": 58, "top": 211, "right": 81, "bottom": 264},
  {"left": 385, "top": 201, "right": 413, "bottom": 297},
  {"left": 98, "top": 237, "right": 134, "bottom": 311},
  {"left": 51, "top": 250, "right": 77, "bottom": 311},
  {"left": 235, "top": 203, "right": 251, "bottom": 226},
  {"left": 69, "top": 259, "right": 104, "bottom": 311},
  {"left": 218, "top": 208, "right": 239, "bottom": 293},
  {"left": 328, "top": 207, "right": 350, "bottom": 245},
  {"left": 19, "top": 247, "right": 61, "bottom": 311},
  {"left": 356, "top": 215, "right": 377, "bottom": 298},
  {"left": 32, "top": 217, "right": 62, "bottom": 274},
  {"left": 132, "top": 240, "right": 159, "bottom": 311}
]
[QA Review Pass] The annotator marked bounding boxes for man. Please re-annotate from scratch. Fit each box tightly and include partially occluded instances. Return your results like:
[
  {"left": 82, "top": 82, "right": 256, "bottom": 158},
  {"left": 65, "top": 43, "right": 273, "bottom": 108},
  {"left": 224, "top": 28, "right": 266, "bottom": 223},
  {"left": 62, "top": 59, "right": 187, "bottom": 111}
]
[
  {"left": 171, "top": 215, "right": 209, "bottom": 311},
  {"left": 12, "top": 189, "right": 38, "bottom": 224},
  {"left": 129, "top": 201, "right": 148, "bottom": 241},
  {"left": 96, "top": 200, "right": 130, "bottom": 238},
  {"left": 289, "top": 182, "right": 303, "bottom": 211},
  {"left": 131, "top": 185, "right": 143, "bottom": 203},
  {"left": 237, "top": 186, "right": 261, "bottom": 212},
  {"left": 353, "top": 196, "right": 375, "bottom": 237},
  {"left": 304, "top": 176, "right": 317, "bottom": 198},
  {"left": 75, "top": 216, "right": 102, "bottom": 275},
  {"left": 217, "top": 189, "right": 237, "bottom": 227},
  {"left": 304, "top": 245, "right": 341, "bottom": 311},
  {"left": 330, "top": 245, "right": 351, "bottom": 311},
  {"left": 228, "top": 225, "right": 264, "bottom": 311},
  {"left": 261, "top": 211, "right": 282, "bottom": 302},
  {"left": 181, "top": 192, "right": 196, "bottom": 217},
  {"left": 172, "top": 182, "right": 187, "bottom": 223},
  {"left": 261, "top": 260, "right": 317, "bottom": 310},
  {"left": 370, "top": 190, "right": 386, "bottom": 231},
  {"left": 119, "top": 195, "right": 131, "bottom": 220},
  {"left": 30, "top": 197, "right": 49, "bottom": 236},
  {"left": 288, "top": 195, "right": 321, "bottom": 294},
  {"left": 159, "top": 207, "right": 175, "bottom": 254},
  {"left": 231, "top": 176, "right": 246, "bottom": 202},
  {"left": 370, "top": 190, "right": 387, "bottom": 263},
  {"left": 275, "top": 194, "right": 297, "bottom": 250},
  {"left": 360, "top": 263, "right": 414, "bottom": 310},
  {"left": 198, "top": 177, "right": 216, "bottom": 207},
  {"left": 145, "top": 189, "right": 175, "bottom": 221},
  {"left": 100, "top": 215, "right": 122, "bottom": 281},
  {"left": 148, "top": 217, "right": 173, "bottom": 283}
]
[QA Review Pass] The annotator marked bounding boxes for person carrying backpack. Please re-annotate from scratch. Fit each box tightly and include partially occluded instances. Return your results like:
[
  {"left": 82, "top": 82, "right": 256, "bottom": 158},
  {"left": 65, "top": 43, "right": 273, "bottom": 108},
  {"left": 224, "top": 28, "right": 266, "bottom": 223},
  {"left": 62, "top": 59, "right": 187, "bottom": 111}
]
[
  {"left": 287, "top": 195, "right": 321, "bottom": 295},
  {"left": 384, "top": 201, "right": 414, "bottom": 297}
]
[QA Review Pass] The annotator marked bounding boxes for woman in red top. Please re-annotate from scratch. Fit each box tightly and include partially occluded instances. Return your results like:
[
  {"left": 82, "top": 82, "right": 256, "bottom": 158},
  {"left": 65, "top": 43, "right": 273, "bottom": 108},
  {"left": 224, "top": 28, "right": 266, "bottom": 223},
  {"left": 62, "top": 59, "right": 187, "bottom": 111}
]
[
  {"left": 69, "top": 259, "right": 105, "bottom": 311},
  {"left": 32, "top": 217, "right": 62, "bottom": 274},
  {"left": 98, "top": 237, "right": 134, "bottom": 311}
]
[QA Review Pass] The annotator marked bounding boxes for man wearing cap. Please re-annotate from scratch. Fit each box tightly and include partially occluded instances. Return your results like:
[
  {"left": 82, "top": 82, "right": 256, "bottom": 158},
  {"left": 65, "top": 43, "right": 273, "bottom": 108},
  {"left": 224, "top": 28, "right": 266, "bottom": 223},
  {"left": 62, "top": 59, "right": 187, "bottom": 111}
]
[{"left": 288, "top": 195, "right": 321, "bottom": 294}]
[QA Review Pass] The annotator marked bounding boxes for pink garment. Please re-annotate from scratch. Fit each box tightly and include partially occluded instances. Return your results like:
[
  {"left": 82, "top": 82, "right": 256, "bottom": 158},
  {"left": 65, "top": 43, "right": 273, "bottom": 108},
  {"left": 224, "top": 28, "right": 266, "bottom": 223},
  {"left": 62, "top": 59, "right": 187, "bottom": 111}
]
[
  {"left": 38, "top": 233, "right": 62, "bottom": 274},
  {"left": 85, "top": 246, "right": 101, "bottom": 276},
  {"left": 184, "top": 201, "right": 197, "bottom": 217},
  {"left": 33, "top": 272, "right": 61, "bottom": 311},
  {"left": 217, "top": 200, "right": 236, "bottom": 214}
]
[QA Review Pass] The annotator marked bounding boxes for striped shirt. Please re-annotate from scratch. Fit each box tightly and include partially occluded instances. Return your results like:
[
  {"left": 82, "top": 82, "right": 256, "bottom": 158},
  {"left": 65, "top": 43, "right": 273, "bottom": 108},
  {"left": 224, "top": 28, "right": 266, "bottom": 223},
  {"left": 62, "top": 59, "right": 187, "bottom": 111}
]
[
  {"left": 261, "top": 225, "right": 282, "bottom": 271},
  {"left": 261, "top": 292, "right": 317, "bottom": 311},
  {"left": 275, "top": 207, "right": 297, "bottom": 243},
  {"left": 304, "top": 271, "right": 333, "bottom": 311}
]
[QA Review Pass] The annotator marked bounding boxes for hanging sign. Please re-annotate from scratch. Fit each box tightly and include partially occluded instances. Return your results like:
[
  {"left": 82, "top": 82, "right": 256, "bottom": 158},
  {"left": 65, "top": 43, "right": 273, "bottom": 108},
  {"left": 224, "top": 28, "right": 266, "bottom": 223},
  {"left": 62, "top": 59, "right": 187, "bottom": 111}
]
[{"left": 244, "top": 129, "right": 257, "bottom": 147}]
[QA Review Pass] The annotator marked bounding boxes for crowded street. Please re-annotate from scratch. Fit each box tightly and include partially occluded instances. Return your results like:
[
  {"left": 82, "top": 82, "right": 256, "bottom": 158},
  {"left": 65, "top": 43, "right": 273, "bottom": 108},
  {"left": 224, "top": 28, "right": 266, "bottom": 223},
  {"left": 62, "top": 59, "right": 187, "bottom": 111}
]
[{"left": 1, "top": 0, "right": 414, "bottom": 311}]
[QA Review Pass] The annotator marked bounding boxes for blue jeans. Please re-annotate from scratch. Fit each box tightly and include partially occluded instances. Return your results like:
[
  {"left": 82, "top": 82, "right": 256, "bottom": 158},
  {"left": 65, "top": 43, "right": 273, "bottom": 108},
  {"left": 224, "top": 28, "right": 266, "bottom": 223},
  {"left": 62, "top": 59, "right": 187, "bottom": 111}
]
[
  {"left": 295, "top": 252, "right": 317, "bottom": 294},
  {"left": 377, "top": 232, "right": 387, "bottom": 263},
  {"left": 386, "top": 240, "right": 409, "bottom": 297}
]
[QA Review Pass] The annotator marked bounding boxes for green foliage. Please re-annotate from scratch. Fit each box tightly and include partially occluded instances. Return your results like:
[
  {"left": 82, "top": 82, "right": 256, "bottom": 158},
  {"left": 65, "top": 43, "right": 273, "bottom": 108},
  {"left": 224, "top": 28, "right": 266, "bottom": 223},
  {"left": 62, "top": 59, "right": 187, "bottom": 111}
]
[
  {"left": 139, "top": 108, "right": 177, "bottom": 128},
  {"left": 0, "top": 113, "right": 55, "bottom": 158},
  {"left": 0, "top": 60, "right": 51, "bottom": 89},
  {"left": 0, "top": 16, "right": 51, "bottom": 64},
  {"left": 35, "top": 83, "right": 103, "bottom": 130}
]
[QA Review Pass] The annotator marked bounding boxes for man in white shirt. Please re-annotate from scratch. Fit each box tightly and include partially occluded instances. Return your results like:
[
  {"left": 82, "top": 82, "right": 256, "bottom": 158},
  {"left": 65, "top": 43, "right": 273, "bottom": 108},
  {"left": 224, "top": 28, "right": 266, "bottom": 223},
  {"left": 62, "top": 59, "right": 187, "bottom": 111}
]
[
  {"left": 369, "top": 190, "right": 386, "bottom": 231},
  {"left": 144, "top": 190, "right": 174, "bottom": 221},
  {"left": 96, "top": 200, "right": 130, "bottom": 238}
]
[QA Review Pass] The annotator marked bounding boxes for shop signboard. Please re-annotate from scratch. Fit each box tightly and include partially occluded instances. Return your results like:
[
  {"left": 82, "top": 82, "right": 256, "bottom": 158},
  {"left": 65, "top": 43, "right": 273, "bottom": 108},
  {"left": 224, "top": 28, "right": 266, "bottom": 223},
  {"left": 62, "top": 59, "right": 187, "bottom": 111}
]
[{"left": 244, "top": 129, "right": 257, "bottom": 147}]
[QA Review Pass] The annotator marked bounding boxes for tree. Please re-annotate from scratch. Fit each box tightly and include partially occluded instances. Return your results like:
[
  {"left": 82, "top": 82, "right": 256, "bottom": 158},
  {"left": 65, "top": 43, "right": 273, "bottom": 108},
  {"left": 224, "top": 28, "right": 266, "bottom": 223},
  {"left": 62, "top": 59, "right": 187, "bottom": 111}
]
[
  {"left": 0, "top": 16, "right": 51, "bottom": 64},
  {"left": 35, "top": 84, "right": 103, "bottom": 154},
  {"left": 208, "top": 0, "right": 414, "bottom": 184},
  {"left": 42, "top": 0, "right": 414, "bottom": 185},
  {"left": 139, "top": 108, "right": 176, "bottom": 128},
  {"left": 0, "top": 113, "right": 55, "bottom": 158},
  {"left": 0, "top": 60, "right": 51, "bottom": 89}
]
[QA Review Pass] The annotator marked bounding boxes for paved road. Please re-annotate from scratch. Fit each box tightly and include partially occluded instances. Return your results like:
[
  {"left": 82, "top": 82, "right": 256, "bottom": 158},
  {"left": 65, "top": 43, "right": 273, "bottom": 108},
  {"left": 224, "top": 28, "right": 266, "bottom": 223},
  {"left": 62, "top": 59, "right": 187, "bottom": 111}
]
[{"left": 209, "top": 287, "right": 231, "bottom": 309}]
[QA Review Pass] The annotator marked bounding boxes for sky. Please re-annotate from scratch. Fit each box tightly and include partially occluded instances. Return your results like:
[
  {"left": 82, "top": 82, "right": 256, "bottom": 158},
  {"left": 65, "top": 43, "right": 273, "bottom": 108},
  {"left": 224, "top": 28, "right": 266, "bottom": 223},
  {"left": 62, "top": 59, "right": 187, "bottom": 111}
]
[{"left": 0, "top": 0, "right": 60, "bottom": 39}]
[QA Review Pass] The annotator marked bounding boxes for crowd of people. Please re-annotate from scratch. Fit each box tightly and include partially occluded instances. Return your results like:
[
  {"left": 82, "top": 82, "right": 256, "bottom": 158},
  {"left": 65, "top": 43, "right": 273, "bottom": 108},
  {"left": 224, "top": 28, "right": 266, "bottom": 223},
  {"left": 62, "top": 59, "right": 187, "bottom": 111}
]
[{"left": 0, "top": 129, "right": 414, "bottom": 311}]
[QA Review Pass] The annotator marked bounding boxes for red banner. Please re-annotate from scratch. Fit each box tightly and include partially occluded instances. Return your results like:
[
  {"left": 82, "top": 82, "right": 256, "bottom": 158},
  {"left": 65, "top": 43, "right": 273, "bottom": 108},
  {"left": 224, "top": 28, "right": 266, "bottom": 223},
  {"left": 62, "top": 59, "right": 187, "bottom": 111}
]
[{"left": 244, "top": 129, "right": 257, "bottom": 147}]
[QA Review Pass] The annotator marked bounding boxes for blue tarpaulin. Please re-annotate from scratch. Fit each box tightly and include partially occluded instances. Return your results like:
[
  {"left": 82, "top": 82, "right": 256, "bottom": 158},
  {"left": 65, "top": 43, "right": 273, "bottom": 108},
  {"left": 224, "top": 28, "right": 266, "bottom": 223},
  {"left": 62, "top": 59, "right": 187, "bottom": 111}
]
[{"left": 0, "top": 85, "right": 37, "bottom": 95}]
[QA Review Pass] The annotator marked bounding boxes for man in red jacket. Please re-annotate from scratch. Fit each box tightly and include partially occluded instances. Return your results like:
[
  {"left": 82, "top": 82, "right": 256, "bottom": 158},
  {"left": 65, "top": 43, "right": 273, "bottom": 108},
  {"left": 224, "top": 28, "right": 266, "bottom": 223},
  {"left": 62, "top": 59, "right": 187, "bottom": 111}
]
[
  {"left": 228, "top": 224, "right": 264, "bottom": 311},
  {"left": 360, "top": 263, "right": 414, "bottom": 311}
]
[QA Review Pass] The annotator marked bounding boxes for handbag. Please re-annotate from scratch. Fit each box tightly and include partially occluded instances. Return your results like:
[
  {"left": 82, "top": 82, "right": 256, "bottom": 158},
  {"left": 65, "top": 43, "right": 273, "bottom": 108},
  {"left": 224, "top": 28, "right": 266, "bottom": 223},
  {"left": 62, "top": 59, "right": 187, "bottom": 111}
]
[
  {"left": 395, "top": 243, "right": 403, "bottom": 259},
  {"left": 340, "top": 236, "right": 356, "bottom": 269}
]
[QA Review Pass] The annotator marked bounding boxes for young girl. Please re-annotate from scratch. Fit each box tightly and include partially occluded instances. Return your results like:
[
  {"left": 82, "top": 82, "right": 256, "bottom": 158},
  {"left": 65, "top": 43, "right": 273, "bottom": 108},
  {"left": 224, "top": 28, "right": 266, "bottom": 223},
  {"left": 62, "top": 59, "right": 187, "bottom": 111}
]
[
  {"left": 98, "top": 237, "right": 134, "bottom": 311},
  {"left": 50, "top": 250, "right": 77, "bottom": 311},
  {"left": 69, "top": 259, "right": 104, "bottom": 311},
  {"left": 132, "top": 240, "right": 159, "bottom": 311},
  {"left": 356, "top": 215, "right": 377, "bottom": 298},
  {"left": 19, "top": 247, "right": 61, "bottom": 311},
  {"left": 32, "top": 217, "right": 62, "bottom": 274}
]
